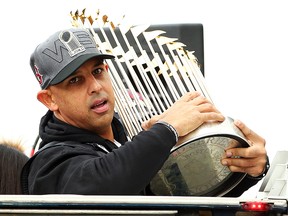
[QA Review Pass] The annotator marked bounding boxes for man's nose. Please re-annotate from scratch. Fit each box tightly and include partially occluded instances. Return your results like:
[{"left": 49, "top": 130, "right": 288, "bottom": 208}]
[{"left": 88, "top": 75, "right": 102, "bottom": 94}]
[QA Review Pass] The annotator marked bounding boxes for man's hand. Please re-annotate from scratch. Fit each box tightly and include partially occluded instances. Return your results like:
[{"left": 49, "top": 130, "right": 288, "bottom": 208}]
[{"left": 221, "top": 119, "right": 268, "bottom": 177}]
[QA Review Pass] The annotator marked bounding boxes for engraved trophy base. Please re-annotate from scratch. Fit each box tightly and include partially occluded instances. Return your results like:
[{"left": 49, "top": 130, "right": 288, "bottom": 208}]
[{"left": 150, "top": 116, "right": 250, "bottom": 196}]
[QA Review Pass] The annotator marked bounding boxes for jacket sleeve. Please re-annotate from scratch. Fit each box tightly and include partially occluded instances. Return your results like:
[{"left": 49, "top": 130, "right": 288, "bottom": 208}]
[{"left": 27, "top": 123, "right": 176, "bottom": 195}]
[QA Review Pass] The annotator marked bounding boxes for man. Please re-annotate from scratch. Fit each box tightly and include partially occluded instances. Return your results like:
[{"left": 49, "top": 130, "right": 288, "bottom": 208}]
[{"left": 21, "top": 28, "right": 269, "bottom": 196}]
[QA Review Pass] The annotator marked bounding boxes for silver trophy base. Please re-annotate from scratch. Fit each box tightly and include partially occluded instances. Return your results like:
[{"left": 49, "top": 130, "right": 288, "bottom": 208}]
[{"left": 150, "top": 116, "right": 250, "bottom": 196}]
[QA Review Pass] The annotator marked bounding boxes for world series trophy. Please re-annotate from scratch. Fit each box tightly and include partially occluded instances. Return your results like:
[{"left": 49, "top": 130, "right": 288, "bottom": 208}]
[{"left": 70, "top": 9, "right": 250, "bottom": 196}]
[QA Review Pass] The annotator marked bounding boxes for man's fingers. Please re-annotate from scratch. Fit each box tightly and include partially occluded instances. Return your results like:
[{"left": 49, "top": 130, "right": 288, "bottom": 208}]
[
  {"left": 234, "top": 119, "right": 266, "bottom": 145},
  {"left": 222, "top": 147, "right": 268, "bottom": 176}
]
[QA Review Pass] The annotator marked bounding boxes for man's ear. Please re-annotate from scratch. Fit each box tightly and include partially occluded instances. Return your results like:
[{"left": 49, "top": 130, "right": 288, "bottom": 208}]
[{"left": 37, "top": 90, "right": 58, "bottom": 111}]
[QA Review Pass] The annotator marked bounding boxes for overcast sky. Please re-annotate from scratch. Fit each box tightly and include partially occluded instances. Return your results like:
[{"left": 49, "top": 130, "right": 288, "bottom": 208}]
[{"left": 1, "top": 0, "right": 288, "bottom": 197}]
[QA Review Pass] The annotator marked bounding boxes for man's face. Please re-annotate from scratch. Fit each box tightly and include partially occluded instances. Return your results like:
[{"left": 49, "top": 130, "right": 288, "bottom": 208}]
[{"left": 48, "top": 57, "right": 115, "bottom": 136}]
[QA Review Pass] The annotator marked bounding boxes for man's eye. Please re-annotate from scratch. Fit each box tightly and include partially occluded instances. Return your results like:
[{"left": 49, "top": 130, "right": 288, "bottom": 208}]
[
  {"left": 93, "top": 68, "right": 104, "bottom": 75},
  {"left": 69, "top": 77, "right": 80, "bottom": 84}
]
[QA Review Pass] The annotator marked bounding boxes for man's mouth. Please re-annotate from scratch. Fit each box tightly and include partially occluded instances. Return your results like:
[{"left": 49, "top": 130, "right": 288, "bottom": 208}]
[
  {"left": 91, "top": 100, "right": 106, "bottom": 108},
  {"left": 91, "top": 100, "right": 109, "bottom": 113}
]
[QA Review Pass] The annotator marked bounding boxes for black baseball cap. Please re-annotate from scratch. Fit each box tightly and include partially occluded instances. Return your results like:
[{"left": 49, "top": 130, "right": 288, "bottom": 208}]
[{"left": 30, "top": 28, "right": 115, "bottom": 89}]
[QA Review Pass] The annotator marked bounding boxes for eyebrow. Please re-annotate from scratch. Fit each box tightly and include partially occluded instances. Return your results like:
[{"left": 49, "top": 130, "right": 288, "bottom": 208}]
[
  {"left": 94, "top": 61, "right": 104, "bottom": 67},
  {"left": 71, "top": 60, "right": 105, "bottom": 76}
]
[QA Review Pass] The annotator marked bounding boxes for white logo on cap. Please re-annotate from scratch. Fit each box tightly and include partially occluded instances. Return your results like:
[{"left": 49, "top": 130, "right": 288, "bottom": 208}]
[{"left": 59, "top": 30, "right": 85, "bottom": 57}]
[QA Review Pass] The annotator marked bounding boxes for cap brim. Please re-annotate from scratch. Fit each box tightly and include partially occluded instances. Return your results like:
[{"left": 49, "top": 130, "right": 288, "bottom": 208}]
[{"left": 50, "top": 53, "right": 115, "bottom": 86}]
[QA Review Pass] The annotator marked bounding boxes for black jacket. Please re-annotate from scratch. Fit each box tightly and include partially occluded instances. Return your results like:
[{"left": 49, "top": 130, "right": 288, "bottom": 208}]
[{"left": 21, "top": 110, "right": 264, "bottom": 196}]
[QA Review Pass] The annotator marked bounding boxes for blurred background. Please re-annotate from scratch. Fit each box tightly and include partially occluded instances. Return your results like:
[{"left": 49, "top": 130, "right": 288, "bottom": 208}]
[{"left": 1, "top": 0, "right": 287, "bottom": 197}]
